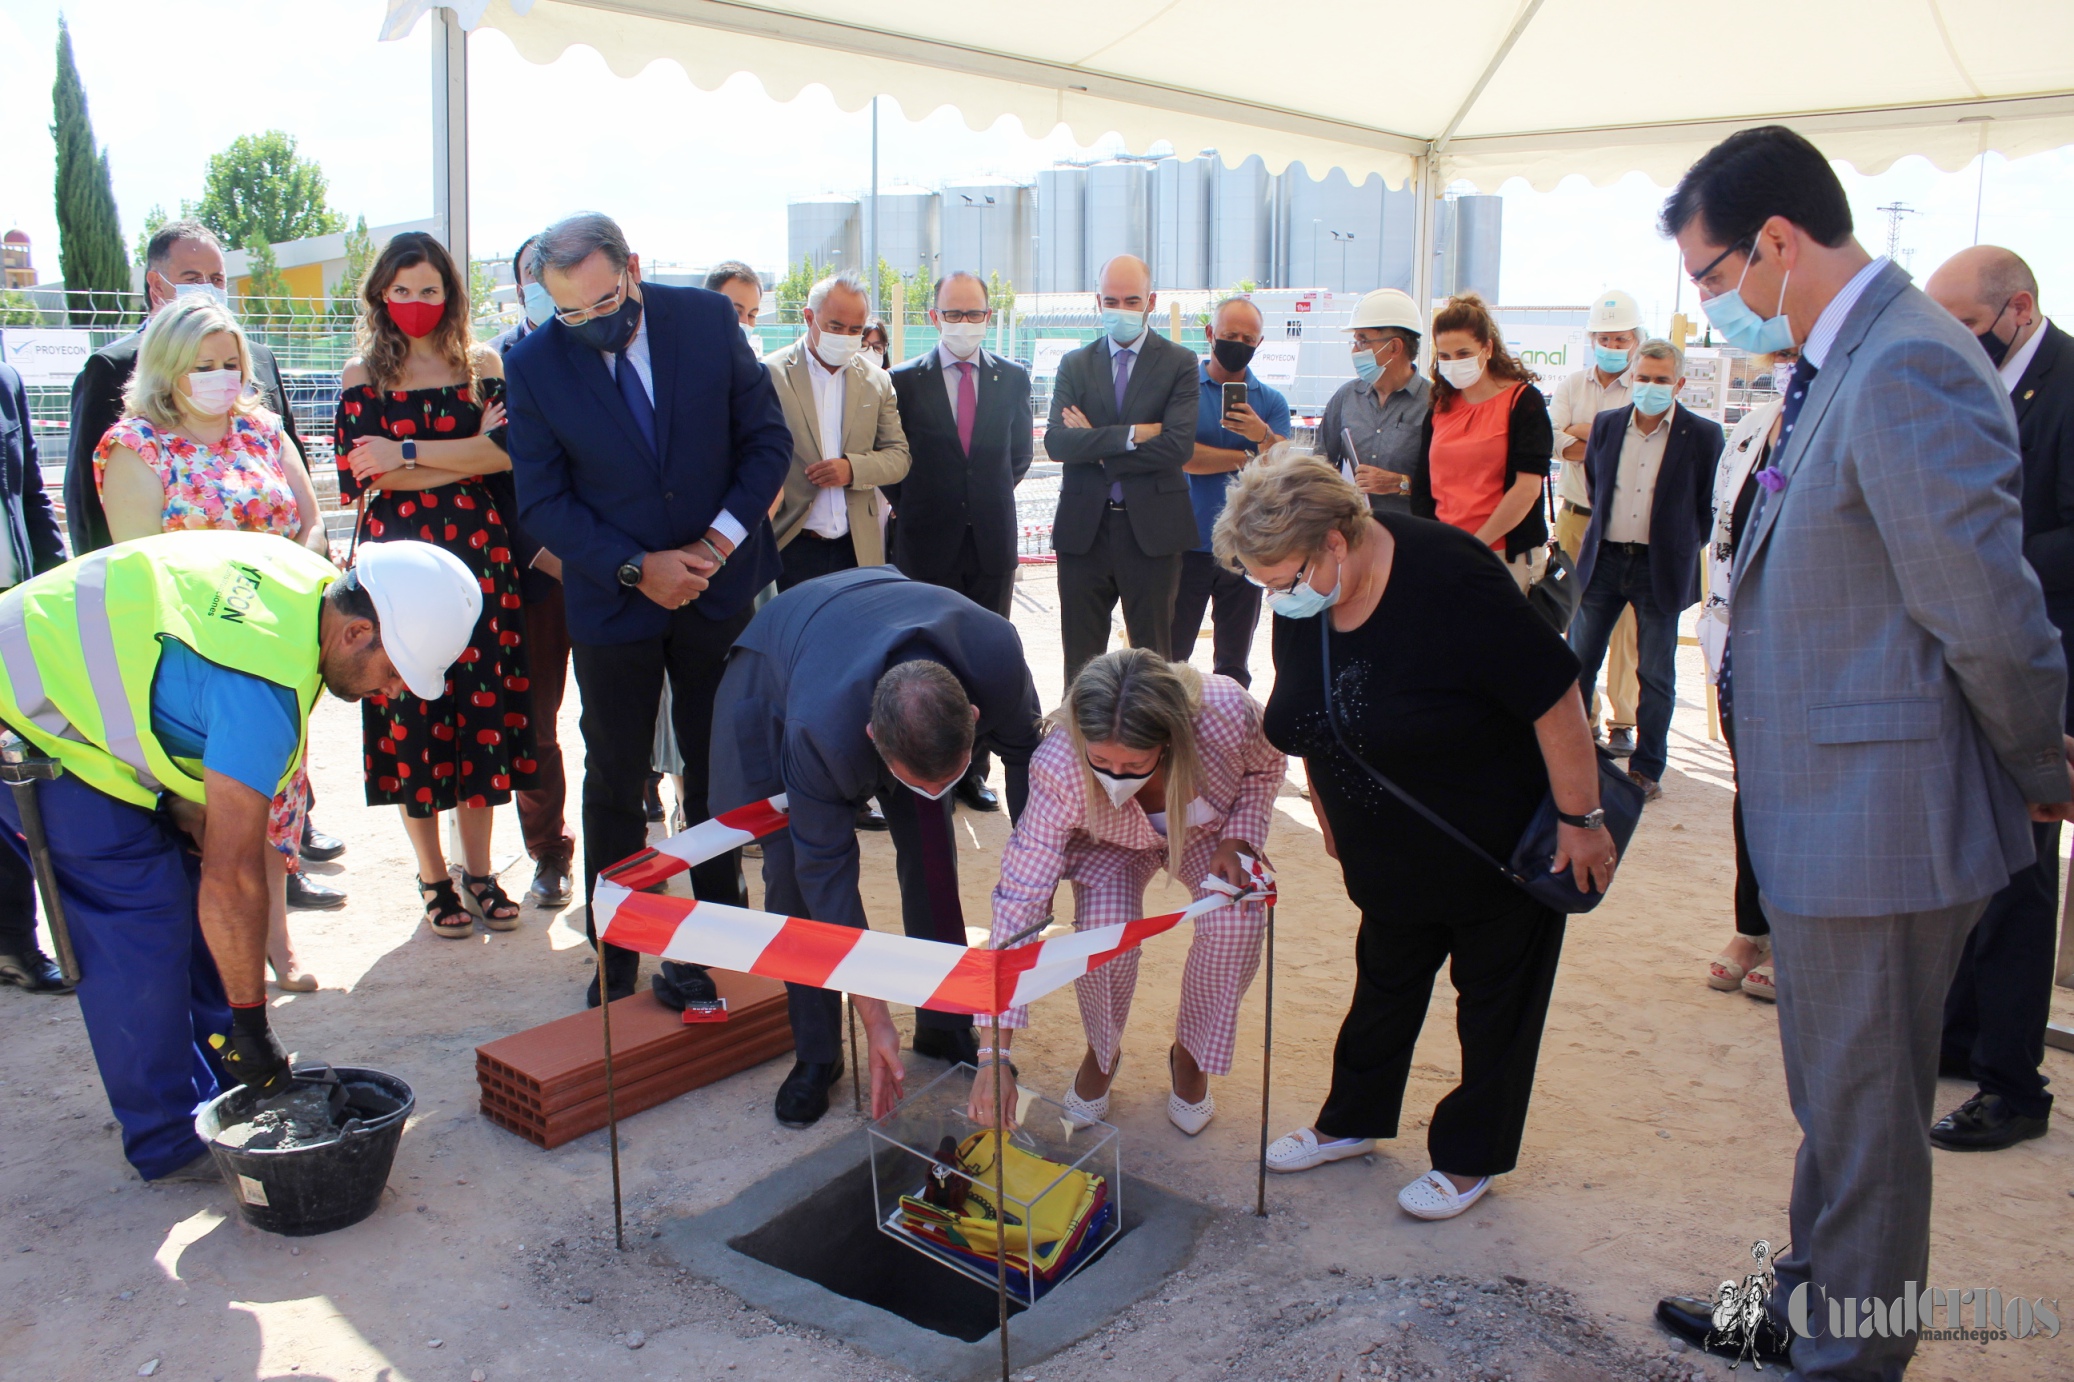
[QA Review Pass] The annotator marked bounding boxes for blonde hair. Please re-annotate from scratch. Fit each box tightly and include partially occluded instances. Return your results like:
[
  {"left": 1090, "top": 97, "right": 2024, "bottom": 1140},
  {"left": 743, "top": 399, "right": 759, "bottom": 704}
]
[
  {"left": 1049, "top": 648, "right": 1205, "bottom": 880},
  {"left": 1212, "top": 445, "right": 1371, "bottom": 572},
  {"left": 123, "top": 296, "right": 256, "bottom": 431}
]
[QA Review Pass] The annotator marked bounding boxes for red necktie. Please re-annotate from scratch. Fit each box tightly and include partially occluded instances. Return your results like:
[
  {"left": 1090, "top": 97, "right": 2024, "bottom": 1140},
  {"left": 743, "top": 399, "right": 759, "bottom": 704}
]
[{"left": 955, "top": 360, "right": 977, "bottom": 456}]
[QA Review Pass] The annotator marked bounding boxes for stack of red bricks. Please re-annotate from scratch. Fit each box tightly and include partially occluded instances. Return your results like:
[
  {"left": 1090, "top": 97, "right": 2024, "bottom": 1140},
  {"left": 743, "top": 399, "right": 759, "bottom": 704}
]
[{"left": 477, "top": 969, "right": 796, "bottom": 1148}]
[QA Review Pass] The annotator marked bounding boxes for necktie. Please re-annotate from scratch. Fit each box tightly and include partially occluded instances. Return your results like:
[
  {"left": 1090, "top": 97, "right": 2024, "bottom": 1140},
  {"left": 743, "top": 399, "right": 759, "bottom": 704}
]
[
  {"left": 955, "top": 361, "right": 977, "bottom": 456},
  {"left": 912, "top": 790, "right": 967, "bottom": 943},
  {"left": 1719, "top": 358, "right": 1817, "bottom": 726},
  {"left": 615, "top": 351, "right": 656, "bottom": 454},
  {"left": 1109, "top": 346, "right": 1135, "bottom": 502}
]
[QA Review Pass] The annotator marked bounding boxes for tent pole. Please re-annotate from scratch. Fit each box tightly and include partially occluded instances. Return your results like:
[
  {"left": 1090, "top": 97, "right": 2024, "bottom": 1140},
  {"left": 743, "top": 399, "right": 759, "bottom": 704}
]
[
  {"left": 869, "top": 96, "right": 881, "bottom": 319},
  {"left": 431, "top": 6, "right": 470, "bottom": 265},
  {"left": 1409, "top": 152, "right": 1438, "bottom": 364}
]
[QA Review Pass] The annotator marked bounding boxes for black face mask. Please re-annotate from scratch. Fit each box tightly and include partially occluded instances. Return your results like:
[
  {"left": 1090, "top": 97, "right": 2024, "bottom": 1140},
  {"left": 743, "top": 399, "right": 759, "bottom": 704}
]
[
  {"left": 566, "top": 292, "right": 642, "bottom": 355},
  {"left": 1976, "top": 297, "right": 2014, "bottom": 367},
  {"left": 1212, "top": 338, "right": 1257, "bottom": 373}
]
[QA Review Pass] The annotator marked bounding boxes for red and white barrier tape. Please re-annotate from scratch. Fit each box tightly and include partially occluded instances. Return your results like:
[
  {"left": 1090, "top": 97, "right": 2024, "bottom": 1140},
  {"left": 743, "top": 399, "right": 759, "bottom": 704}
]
[{"left": 593, "top": 798, "right": 1274, "bottom": 1016}]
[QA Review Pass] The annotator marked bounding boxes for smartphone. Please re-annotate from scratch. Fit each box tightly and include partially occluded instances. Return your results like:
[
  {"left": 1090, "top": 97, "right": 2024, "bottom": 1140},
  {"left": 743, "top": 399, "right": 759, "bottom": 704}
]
[{"left": 1222, "top": 381, "right": 1248, "bottom": 418}]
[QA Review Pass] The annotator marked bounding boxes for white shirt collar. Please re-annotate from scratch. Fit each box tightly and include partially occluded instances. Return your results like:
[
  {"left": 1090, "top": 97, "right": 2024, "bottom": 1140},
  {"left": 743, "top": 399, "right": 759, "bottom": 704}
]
[
  {"left": 1801, "top": 256, "right": 1889, "bottom": 370},
  {"left": 2000, "top": 316, "right": 2051, "bottom": 393},
  {"left": 1627, "top": 401, "right": 1676, "bottom": 438}
]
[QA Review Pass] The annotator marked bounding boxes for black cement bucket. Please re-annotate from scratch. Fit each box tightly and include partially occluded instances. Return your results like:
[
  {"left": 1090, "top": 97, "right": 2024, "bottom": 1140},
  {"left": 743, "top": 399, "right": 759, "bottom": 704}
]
[{"left": 194, "top": 1065, "right": 414, "bottom": 1237}]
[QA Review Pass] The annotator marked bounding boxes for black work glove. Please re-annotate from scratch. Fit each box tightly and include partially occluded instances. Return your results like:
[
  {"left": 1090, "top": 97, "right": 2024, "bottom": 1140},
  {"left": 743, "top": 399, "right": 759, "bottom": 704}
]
[{"left": 212, "top": 1004, "right": 290, "bottom": 1097}]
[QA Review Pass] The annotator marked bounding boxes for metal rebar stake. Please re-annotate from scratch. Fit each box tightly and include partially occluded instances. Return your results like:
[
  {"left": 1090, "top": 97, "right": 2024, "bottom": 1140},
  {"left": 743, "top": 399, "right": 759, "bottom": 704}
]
[
  {"left": 1256, "top": 900, "right": 1276, "bottom": 1218},
  {"left": 848, "top": 994, "right": 863, "bottom": 1114},
  {"left": 991, "top": 1009, "right": 1010, "bottom": 1382},
  {"left": 596, "top": 932, "right": 625, "bottom": 1251}
]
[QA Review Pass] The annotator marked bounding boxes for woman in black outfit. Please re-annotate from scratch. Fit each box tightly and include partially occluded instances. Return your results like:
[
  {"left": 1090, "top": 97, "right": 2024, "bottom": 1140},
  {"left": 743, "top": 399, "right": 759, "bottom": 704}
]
[{"left": 1213, "top": 452, "right": 1616, "bottom": 1221}]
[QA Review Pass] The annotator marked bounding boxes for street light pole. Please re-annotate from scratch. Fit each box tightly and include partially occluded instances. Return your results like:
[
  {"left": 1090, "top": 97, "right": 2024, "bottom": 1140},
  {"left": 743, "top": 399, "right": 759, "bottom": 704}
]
[{"left": 868, "top": 97, "right": 880, "bottom": 319}]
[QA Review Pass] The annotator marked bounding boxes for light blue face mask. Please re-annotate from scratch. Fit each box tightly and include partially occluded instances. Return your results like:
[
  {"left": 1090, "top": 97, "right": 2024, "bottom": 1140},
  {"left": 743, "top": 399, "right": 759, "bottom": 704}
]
[
  {"left": 1630, "top": 380, "right": 1677, "bottom": 415},
  {"left": 1593, "top": 344, "right": 1631, "bottom": 375},
  {"left": 1352, "top": 346, "right": 1384, "bottom": 386},
  {"left": 522, "top": 281, "right": 556, "bottom": 328},
  {"left": 1102, "top": 308, "right": 1146, "bottom": 345},
  {"left": 1263, "top": 557, "right": 1343, "bottom": 620},
  {"left": 171, "top": 282, "right": 229, "bottom": 309},
  {"left": 1701, "top": 247, "right": 1794, "bottom": 354}
]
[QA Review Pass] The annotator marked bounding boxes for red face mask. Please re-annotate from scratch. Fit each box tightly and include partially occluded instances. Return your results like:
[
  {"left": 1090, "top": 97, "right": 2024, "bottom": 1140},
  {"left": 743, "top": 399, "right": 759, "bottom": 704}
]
[{"left": 386, "top": 298, "right": 445, "bottom": 339}]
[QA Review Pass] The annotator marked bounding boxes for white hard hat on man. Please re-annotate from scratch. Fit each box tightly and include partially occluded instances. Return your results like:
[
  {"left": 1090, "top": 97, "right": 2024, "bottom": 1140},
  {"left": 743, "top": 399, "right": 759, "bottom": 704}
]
[{"left": 1588, "top": 289, "right": 1644, "bottom": 335}]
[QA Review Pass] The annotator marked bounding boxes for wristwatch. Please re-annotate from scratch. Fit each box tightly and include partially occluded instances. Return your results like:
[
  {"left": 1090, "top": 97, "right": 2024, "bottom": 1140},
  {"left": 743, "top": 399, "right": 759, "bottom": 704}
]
[
  {"left": 1556, "top": 807, "right": 1607, "bottom": 830},
  {"left": 617, "top": 556, "right": 645, "bottom": 588},
  {"left": 400, "top": 439, "right": 417, "bottom": 469}
]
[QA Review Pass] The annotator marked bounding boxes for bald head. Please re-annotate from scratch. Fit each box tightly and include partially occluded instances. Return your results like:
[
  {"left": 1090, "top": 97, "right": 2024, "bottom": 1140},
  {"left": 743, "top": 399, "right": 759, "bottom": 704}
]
[
  {"left": 1096, "top": 255, "right": 1153, "bottom": 304},
  {"left": 1927, "top": 245, "right": 2040, "bottom": 360}
]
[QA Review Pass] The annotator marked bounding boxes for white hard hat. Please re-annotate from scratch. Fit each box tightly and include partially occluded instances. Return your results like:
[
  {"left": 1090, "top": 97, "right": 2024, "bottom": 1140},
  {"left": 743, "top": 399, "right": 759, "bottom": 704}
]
[
  {"left": 350, "top": 541, "right": 482, "bottom": 701},
  {"left": 1344, "top": 288, "right": 1423, "bottom": 334},
  {"left": 1587, "top": 289, "right": 1643, "bottom": 334}
]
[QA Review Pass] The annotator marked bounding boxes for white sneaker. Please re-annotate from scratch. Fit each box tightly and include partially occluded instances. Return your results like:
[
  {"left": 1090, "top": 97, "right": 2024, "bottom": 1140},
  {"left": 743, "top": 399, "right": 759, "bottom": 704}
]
[
  {"left": 1167, "top": 1088, "right": 1215, "bottom": 1136},
  {"left": 1061, "top": 1086, "right": 1109, "bottom": 1129},
  {"left": 1264, "top": 1127, "right": 1374, "bottom": 1173},
  {"left": 1396, "top": 1169, "right": 1491, "bottom": 1221}
]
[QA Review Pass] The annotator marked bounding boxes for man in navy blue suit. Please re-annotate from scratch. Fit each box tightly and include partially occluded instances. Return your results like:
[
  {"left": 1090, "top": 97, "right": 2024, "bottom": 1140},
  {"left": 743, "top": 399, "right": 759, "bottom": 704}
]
[
  {"left": 505, "top": 213, "right": 793, "bottom": 1007},
  {"left": 1568, "top": 337, "right": 1723, "bottom": 802}
]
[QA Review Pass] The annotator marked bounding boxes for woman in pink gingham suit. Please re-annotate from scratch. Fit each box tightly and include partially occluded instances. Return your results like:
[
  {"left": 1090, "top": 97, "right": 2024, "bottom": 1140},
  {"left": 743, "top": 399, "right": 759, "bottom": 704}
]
[{"left": 973, "top": 648, "right": 1284, "bottom": 1135}]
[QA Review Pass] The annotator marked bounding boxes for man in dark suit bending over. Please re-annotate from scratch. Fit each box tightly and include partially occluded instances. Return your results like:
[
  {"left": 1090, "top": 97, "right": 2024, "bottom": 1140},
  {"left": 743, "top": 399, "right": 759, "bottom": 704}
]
[
  {"left": 887, "top": 269, "right": 1034, "bottom": 812},
  {"left": 708, "top": 568, "right": 1042, "bottom": 1127},
  {"left": 1045, "top": 254, "right": 1201, "bottom": 684},
  {"left": 505, "top": 212, "right": 793, "bottom": 1008}
]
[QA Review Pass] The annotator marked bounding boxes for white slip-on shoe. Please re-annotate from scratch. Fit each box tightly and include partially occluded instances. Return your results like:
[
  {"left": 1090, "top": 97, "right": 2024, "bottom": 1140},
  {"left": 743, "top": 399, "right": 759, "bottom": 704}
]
[
  {"left": 1264, "top": 1127, "right": 1375, "bottom": 1173},
  {"left": 1061, "top": 1086, "right": 1110, "bottom": 1129},
  {"left": 1168, "top": 1088, "right": 1215, "bottom": 1136},
  {"left": 1396, "top": 1169, "right": 1491, "bottom": 1221}
]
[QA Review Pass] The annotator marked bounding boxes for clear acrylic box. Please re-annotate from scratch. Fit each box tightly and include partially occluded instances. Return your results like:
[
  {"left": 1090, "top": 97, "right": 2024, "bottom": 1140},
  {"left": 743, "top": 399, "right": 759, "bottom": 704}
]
[{"left": 869, "top": 1061, "right": 1122, "bottom": 1307}]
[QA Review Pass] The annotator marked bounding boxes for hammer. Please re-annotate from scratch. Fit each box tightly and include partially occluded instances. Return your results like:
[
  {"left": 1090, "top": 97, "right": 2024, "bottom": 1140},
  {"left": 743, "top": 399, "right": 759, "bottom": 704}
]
[{"left": 0, "top": 731, "right": 79, "bottom": 986}]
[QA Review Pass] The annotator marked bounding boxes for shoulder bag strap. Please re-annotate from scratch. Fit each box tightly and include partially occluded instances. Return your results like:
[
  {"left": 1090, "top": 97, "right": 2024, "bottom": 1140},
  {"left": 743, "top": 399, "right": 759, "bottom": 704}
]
[{"left": 1316, "top": 613, "right": 1519, "bottom": 883}]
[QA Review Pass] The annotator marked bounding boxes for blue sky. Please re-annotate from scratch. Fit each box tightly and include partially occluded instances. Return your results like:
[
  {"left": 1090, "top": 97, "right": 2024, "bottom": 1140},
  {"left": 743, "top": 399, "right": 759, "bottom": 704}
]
[{"left": 3, "top": 0, "right": 2070, "bottom": 330}]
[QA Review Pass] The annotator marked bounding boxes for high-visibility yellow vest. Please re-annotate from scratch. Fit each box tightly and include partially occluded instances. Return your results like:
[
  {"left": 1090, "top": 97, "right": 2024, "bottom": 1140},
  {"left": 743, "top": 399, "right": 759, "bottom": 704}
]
[{"left": 0, "top": 532, "right": 335, "bottom": 808}]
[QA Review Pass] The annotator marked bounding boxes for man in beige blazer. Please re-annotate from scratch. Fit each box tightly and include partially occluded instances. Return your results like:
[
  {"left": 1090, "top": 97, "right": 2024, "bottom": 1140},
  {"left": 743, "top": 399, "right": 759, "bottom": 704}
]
[{"left": 766, "top": 270, "right": 910, "bottom": 589}]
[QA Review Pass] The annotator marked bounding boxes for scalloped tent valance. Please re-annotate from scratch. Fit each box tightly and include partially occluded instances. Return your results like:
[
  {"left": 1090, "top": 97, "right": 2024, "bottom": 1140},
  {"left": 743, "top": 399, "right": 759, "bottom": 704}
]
[{"left": 381, "top": 0, "right": 2074, "bottom": 191}]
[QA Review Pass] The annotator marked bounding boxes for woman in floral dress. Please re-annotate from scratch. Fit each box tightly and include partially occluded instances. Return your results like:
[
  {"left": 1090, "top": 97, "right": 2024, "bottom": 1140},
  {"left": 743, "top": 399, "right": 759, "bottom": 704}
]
[
  {"left": 334, "top": 231, "right": 536, "bottom": 939},
  {"left": 97, "top": 294, "right": 335, "bottom": 990}
]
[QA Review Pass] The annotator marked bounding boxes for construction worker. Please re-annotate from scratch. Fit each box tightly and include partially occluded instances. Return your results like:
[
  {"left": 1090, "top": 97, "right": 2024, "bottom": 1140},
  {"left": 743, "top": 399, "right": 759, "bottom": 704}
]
[
  {"left": 1549, "top": 288, "right": 1644, "bottom": 752},
  {"left": 0, "top": 532, "right": 479, "bottom": 1181}
]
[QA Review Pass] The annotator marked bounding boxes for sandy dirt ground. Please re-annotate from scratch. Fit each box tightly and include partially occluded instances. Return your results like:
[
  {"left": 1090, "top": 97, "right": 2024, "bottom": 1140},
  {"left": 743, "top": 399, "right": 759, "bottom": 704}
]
[{"left": 1, "top": 564, "right": 2070, "bottom": 1382}]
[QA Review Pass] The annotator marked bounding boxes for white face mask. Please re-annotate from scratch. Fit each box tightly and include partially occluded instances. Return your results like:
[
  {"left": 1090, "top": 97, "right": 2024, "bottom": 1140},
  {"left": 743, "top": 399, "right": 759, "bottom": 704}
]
[
  {"left": 814, "top": 330, "right": 862, "bottom": 368},
  {"left": 1088, "top": 755, "right": 1158, "bottom": 808},
  {"left": 938, "top": 321, "right": 988, "bottom": 358},
  {"left": 172, "top": 281, "right": 229, "bottom": 309},
  {"left": 1437, "top": 355, "right": 1486, "bottom": 390},
  {"left": 741, "top": 323, "right": 759, "bottom": 350},
  {"left": 184, "top": 368, "right": 243, "bottom": 416}
]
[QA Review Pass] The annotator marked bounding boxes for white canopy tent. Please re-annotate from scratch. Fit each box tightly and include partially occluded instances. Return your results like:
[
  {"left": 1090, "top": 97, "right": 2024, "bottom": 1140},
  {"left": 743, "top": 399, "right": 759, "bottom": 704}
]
[{"left": 382, "top": 0, "right": 2074, "bottom": 310}]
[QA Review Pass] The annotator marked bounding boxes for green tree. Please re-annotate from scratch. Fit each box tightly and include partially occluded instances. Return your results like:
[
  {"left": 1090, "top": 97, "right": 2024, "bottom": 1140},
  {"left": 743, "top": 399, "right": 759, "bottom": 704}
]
[
  {"left": 985, "top": 270, "right": 1016, "bottom": 320},
  {"left": 328, "top": 215, "right": 375, "bottom": 322},
  {"left": 874, "top": 258, "right": 901, "bottom": 318},
  {"left": 0, "top": 291, "right": 46, "bottom": 327},
  {"left": 901, "top": 265, "right": 935, "bottom": 324},
  {"left": 132, "top": 203, "right": 167, "bottom": 269},
  {"left": 468, "top": 258, "right": 503, "bottom": 340},
  {"left": 236, "top": 232, "right": 294, "bottom": 330},
  {"left": 775, "top": 255, "right": 816, "bottom": 323},
  {"left": 194, "top": 131, "right": 344, "bottom": 250},
  {"left": 50, "top": 17, "right": 132, "bottom": 328}
]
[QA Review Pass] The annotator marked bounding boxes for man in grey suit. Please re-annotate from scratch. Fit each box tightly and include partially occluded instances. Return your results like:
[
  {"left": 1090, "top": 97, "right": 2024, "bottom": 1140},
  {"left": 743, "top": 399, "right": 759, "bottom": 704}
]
[
  {"left": 1650, "top": 126, "right": 2074, "bottom": 1381},
  {"left": 1045, "top": 254, "right": 1201, "bottom": 684}
]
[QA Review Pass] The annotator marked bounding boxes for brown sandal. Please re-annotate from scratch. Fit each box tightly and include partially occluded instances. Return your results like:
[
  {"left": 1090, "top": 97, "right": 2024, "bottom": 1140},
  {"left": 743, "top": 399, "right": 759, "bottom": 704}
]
[{"left": 420, "top": 877, "right": 472, "bottom": 939}]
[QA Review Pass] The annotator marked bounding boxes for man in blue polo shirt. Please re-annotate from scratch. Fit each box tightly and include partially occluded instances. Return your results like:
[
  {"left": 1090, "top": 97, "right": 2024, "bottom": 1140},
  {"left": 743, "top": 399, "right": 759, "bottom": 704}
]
[{"left": 1172, "top": 296, "right": 1289, "bottom": 685}]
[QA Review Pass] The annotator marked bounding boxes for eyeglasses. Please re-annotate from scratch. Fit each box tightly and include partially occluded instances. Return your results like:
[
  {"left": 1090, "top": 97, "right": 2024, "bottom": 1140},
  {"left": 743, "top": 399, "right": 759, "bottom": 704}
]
[
  {"left": 554, "top": 272, "right": 630, "bottom": 327},
  {"left": 937, "top": 309, "right": 991, "bottom": 324},
  {"left": 1689, "top": 237, "right": 1754, "bottom": 290},
  {"left": 1243, "top": 558, "right": 1311, "bottom": 596}
]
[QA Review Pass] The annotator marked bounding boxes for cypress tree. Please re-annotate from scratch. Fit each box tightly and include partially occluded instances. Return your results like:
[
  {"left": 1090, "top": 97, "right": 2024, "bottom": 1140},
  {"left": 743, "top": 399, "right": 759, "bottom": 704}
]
[{"left": 50, "top": 16, "right": 131, "bottom": 328}]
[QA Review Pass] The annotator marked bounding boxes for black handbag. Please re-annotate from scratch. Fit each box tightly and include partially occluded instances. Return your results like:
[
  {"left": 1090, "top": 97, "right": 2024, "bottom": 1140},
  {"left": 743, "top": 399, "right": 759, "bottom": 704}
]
[
  {"left": 1317, "top": 615, "right": 1642, "bottom": 913},
  {"left": 1524, "top": 540, "right": 1581, "bottom": 635}
]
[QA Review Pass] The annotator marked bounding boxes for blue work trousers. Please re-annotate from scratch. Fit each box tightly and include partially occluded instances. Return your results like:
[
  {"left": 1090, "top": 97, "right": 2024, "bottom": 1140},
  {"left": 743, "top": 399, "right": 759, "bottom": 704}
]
[
  {"left": 0, "top": 774, "right": 226, "bottom": 1178},
  {"left": 1569, "top": 542, "right": 1681, "bottom": 784}
]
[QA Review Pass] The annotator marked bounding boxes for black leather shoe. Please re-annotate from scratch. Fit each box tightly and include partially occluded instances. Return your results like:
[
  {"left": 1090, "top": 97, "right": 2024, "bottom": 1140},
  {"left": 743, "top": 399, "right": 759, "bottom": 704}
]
[
  {"left": 299, "top": 820, "right": 346, "bottom": 863},
  {"left": 585, "top": 948, "right": 641, "bottom": 1008},
  {"left": 643, "top": 773, "right": 666, "bottom": 823},
  {"left": 856, "top": 800, "right": 888, "bottom": 831},
  {"left": 527, "top": 859, "right": 572, "bottom": 908},
  {"left": 954, "top": 777, "right": 1000, "bottom": 812},
  {"left": 912, "top": 1025, "right": 981, "bottom": 1065},
  {"left": 774, "top": 1058, "right": 843, "bottom": 1127},
  {"left": 0, "top": 949, "right": 73, "bottom": 994},
  {"left": 286, "top": 871, "right": 348, "bottom": 909},
  {"left": 650, "top": 961, "right": 718, "bottom": 1011},
  {"left": 1931, "top": 1091, "right": 2049, "bottom": 1151},
  {"left": 1605, "top": 727, "right": 1637, "bottom": 757},
  {"left": 1655, "top": 1294, "right": 1792, "bottom": 1367}
]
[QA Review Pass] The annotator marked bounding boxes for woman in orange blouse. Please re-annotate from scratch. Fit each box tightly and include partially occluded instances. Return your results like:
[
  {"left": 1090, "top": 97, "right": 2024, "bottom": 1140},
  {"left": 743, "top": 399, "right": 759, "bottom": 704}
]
[{"left": 1412, "top": 293, "right": 1554, "bottom": 591}]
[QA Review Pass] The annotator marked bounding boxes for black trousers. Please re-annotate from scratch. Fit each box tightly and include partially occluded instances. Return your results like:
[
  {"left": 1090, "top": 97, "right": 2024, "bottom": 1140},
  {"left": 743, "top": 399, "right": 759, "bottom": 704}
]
[
  {"left": 1720, "top": 713, "right": 1768, "bottom": 937},
  {"left": 1315, "top": 893, "right": 1566, "bottom": 1177},
  {"left": 0, "top": 835, "right": 35, "bottom": 958},
  {"left": 903, "top": 526, "right": 1016, "bottom": 785},
  {"left": 1057, "top": 503, "right": 1180, "bottom": 687},
  {"left": 1169, "top": 548, "right": 1261, "bottom": 687},
  {"left": 1942, "top": 820, "right": 2059, "bottom": 1119},
  {"left": 778, "top": 530, "right": 857, "bottom": 592},
  {"left": 571, "top": 601, "right": 754, "bottom": 982}
]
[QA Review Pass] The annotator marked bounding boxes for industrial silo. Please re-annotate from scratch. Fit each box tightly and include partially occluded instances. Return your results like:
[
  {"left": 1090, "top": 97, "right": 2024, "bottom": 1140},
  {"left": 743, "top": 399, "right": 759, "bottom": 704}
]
[
  {"left": 1151, "top": 154, "right": 1213, "bottom": 290},
  {"left": 1434, "top": 195, "right": 1504, "bottom": 302},
  {"left": 940, "top": 178, "right": 1032, "bottom": 291},
  {"left": 1210, "top": 154, "right": 1273, "bottom": 290},
  {"left": 866, "top": 186, "right": 941, "bottom": 279},
  {"left": 1084, "top": 162, "right": 1152, "bottom": 281},
  {"left": 1036, "top": 167, "right": 1086, "bottom": 294},
  {"left": 788, "top": 196, "right": 861, "bottom": 277},
  {"left": 1276, "top": 162, "right": 1391, "bottom": 295}
]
